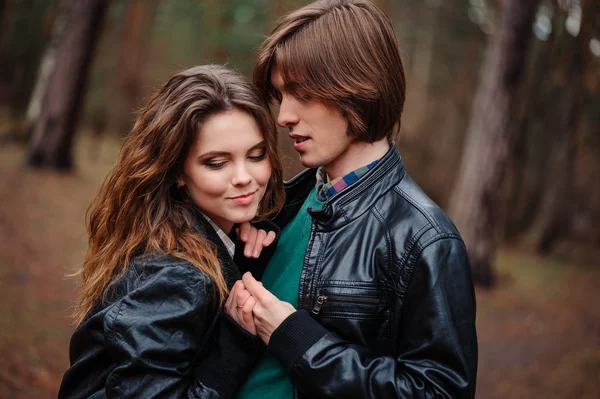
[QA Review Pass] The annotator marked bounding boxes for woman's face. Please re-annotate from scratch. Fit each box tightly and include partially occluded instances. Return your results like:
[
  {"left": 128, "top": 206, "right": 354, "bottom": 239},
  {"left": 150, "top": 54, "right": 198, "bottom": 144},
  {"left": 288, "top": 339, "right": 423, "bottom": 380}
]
[{"left": 180, "top": 109, "right": 272, "bottom": 233}]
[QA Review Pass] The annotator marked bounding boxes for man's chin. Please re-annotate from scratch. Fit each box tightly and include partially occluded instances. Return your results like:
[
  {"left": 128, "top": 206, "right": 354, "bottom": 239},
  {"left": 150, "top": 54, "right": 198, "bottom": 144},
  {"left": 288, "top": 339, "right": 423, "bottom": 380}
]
[{"left": 298, "top": 154, "right": 320, "bottom": 169}]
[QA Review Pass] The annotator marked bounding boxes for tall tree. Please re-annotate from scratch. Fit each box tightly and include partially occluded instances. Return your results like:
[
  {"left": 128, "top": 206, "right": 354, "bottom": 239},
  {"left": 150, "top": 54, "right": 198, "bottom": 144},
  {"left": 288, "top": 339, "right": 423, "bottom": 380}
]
[
  {"left": 503, "top": 8, "right": 561, "bottom": 241},
  {"left": 530, "top": 0, "right": 595, "bottom": 253},
  {"left": 27, "top": 0, "right": 108, "bottom": 170},
  {"left": 24, "top": 0, "right": 71, "bottom": 138},
  {"left": 0, "top": 1, "right": 52, "bottom": 120},
  {"left": 112, "top": 0, "right": 159, "bottom": 135},
  {"left": 449, "top": 0, "right": 540, "bottom": 286}
]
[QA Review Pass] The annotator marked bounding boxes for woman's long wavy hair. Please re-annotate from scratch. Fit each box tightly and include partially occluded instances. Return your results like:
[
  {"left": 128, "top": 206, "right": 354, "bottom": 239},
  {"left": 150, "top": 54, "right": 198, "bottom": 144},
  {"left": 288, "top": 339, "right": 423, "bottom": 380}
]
[{"left": 74, "top": 65, "right": 285, "bottom": 324}]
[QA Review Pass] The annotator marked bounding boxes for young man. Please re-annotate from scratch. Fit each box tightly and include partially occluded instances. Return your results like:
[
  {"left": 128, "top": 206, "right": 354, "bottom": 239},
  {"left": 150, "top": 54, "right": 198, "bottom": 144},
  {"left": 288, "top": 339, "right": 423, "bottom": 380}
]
[{"left": 232, "top": 1, "right": 478, "bottom": 397}]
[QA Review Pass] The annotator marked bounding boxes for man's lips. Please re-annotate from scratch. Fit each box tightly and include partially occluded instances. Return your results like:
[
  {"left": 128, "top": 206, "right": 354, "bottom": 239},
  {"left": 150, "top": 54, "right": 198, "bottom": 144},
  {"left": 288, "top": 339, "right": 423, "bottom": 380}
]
[
  {"left": 290, "top": 134, "right": 309, "bottom": 150},
  {"left": 289, "top": 133, "right": 309, "bottom": 142}
]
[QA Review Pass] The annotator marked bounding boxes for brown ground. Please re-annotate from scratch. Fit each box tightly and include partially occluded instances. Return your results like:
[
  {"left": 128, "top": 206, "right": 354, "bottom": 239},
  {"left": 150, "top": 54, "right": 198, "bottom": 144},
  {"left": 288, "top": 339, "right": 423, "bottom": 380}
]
[{"left": 0, "top": 137, "right": 598, "bottom": 398}]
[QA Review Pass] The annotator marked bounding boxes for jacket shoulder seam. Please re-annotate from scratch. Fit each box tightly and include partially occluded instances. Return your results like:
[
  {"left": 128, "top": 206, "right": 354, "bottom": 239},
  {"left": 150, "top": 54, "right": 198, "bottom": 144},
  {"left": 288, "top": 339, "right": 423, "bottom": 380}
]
[
  {"left": 371, "top": 206, "right": 392, "bottom": 273},
  {"left": 415, "top": 232, "right": 464, "bottom": 254},
  {"left": 393, "top": 185, "right": 442, "bottom": 233},
  {"left": 396, "top": 222, "right": 432, "bottom": 272},
  {"left": 105, "top": 299, "right": 126, "bottom": 353}
]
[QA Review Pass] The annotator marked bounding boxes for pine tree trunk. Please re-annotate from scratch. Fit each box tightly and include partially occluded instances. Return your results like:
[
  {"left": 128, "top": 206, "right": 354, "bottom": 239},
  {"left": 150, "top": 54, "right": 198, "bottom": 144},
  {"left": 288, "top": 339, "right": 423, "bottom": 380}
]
[
  {"left": 531, "top": 0, "right": 593, "bottom": 253},
  {"left": 113, "top": 0, "right": 159, "bottom": 135},
  {"left": 24, "top": 0, "right": 71, "bottom": 135},
  {"left": 449, "top": 0, "right": 540, "bottom": 286},
  {"left": 26, "top": 0, "right": 108, "bottom": 170}
]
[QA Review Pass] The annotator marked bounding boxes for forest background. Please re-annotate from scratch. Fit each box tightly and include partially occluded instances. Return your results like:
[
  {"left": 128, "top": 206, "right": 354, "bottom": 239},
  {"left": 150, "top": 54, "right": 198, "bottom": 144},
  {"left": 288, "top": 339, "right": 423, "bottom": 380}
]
[{"left": 0, "top": 0, "right": 599, "bottom": 397}]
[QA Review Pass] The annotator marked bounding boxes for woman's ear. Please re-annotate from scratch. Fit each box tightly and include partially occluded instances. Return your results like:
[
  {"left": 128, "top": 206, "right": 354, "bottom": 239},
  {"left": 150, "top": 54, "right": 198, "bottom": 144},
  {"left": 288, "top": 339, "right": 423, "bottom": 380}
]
[{"left": 176, "top": 175, "right": 185, "bottom": 189}]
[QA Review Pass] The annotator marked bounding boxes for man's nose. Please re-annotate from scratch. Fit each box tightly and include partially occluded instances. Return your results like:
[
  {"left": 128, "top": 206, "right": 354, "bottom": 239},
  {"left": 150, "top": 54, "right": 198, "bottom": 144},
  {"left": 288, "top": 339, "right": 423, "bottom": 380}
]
[{"left": 276, "top": 97, "right": 299, "bottom": 128}]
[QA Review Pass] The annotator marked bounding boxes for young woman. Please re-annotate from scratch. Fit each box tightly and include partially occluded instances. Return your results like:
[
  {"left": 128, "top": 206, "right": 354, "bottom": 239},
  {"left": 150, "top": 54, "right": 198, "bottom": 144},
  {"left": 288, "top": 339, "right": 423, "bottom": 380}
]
[{"left": 58, "top": 65, "right": 285, "bottom": 398}]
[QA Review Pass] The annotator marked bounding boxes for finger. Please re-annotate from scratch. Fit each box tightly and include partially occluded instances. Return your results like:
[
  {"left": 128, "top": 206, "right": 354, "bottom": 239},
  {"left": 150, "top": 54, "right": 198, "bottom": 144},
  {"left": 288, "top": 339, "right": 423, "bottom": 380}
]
[
  {"left": 236, "top": 288, "right": 252, "bottom": 307},
  {"left": 244, "top": 227, "right": 258, "bottom": 257},
  {"left": 252, "top": 230, "right": 268, "bottom": 258},
  {"left": 242, "top": 272, "right": 272, "bottom": 301},
  {"left": 225, "top": 280, "right": 242, "bottom": 313},
  {"left": 263, "top": 231, "right": 276, "bottom": 247},
  {"left": 225, "top": 286, "right": 236, "bottom": 313},
  {"left": 241, "top": 296, "right": 257, "bottom": 335},
  {"left": 239, "top": 222, "right": 252, "bottom": 242}
]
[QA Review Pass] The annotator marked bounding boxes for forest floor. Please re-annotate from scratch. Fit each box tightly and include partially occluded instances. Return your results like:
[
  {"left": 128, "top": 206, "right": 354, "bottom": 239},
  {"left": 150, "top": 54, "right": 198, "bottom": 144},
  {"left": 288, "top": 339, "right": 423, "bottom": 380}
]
[{"left": 0, "top": 137, "right": 599, "bottom": 398}]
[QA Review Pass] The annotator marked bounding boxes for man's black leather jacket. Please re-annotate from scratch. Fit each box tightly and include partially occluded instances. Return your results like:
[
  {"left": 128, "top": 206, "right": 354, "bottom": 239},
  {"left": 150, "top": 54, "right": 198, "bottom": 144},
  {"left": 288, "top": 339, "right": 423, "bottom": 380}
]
[
  {"left": 242, "top": 144, "right": 478, "bottom": 398},
  {"left": 58, "top": 216, "right": 265, "bottom": 399}
]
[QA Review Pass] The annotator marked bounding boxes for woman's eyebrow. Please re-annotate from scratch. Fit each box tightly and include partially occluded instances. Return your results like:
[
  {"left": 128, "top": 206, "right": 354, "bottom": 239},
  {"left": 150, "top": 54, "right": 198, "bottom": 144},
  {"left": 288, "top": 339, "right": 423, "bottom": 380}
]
[
  {"left": 248, "top": 141, "right": 266, "bottom": 151},
  {"left": 197, "top": 150, "right": 230, "bottom": 159},
  {"left": 197, "top": 141, "right": 266, "bottom": 159}
]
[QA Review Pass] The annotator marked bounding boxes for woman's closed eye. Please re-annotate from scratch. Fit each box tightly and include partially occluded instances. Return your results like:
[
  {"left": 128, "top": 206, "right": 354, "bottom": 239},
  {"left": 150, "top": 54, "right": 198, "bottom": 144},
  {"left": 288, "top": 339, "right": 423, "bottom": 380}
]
[
  {"left": 204, "top": 159, "right": 228, "bottom": 169},
  {"left": 248, "top": 148, "right": 267, "bottom": 162}
]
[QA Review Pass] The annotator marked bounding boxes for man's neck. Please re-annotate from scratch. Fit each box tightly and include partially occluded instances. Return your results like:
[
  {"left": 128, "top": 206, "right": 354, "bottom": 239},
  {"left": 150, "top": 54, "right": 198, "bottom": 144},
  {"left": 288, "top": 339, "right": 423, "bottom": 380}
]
[{"left": 324, "top": 138, "right": 390, "bottom": 181}]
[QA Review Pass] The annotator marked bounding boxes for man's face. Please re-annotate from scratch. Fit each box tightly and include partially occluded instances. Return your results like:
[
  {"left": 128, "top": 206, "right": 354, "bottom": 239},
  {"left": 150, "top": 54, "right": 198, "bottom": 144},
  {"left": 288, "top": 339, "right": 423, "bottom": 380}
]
[{"left": 271, "top": 68, "right": 352, "bottom": 178}]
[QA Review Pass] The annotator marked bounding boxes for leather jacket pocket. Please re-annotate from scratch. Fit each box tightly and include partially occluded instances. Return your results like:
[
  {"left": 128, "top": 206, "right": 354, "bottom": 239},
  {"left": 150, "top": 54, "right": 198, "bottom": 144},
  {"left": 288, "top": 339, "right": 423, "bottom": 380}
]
[
  {"left": 310, "top": 287, "right": 387, "bottom": 320},
  {"left": 308, "top": 286, "right": 392, "bottom": 352}
]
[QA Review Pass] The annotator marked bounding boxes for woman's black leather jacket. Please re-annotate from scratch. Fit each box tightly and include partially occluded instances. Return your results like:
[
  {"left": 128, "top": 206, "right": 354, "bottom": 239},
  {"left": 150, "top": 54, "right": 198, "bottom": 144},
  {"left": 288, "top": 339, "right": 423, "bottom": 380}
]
[
  {"left": 240, "top": 145, "right": 478, "bottom": 398},
  {"left": 58, "top": 216, "right": 266, "bottom": 399}
]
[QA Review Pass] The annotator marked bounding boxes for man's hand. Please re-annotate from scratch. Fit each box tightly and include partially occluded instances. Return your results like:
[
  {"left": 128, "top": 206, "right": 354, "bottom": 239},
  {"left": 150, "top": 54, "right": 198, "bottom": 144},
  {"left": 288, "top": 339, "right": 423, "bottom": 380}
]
[
  {"left": 242, "top": 272, "right": 296, "bottom": 344},
  {"left": 237, "top": 222, "right": 277, "bottom": 258},
  {"left": 224, "top": 280, "right": 257, "bottom": 335}
]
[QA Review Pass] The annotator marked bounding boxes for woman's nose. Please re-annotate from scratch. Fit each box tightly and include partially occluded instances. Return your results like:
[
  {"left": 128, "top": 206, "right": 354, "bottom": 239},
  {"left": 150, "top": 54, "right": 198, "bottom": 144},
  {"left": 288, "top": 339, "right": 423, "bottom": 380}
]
[{"left": 232, "top": 164, "right": 252, "bottom": 187}]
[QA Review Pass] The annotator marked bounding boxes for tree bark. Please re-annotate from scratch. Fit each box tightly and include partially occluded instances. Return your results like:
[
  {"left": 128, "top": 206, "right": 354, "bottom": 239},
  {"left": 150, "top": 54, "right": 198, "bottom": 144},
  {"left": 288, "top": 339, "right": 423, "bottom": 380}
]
[
  {"left": 24, "top": 0, "right": 71, "bottom": 135},
  {"left": 27, "top": 0, "right": 108, "bottom": 170},
  {"left": 504, "top": 5, "right": 578, "bottom": 242},
  {"left": 531, "top": 0, "right": 593, "bottom": 253},
  {"left": 449, "top": 0, "right": 540, "bottom": 286},
  {"left": 112, "top": 0, "right": 159, "bottom": 135}
]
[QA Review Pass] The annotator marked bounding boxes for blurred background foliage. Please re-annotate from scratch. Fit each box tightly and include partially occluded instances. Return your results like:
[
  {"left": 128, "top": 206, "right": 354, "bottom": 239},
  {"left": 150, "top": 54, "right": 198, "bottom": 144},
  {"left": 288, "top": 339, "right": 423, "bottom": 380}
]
[{"left": 0, "top": 0, "right": 599, "bottom": 397}]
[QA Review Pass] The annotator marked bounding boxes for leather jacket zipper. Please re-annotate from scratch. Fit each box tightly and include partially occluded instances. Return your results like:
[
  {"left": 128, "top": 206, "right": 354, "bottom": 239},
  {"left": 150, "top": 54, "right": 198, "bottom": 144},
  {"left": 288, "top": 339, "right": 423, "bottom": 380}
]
[
  {"left": 311, "top": 295, "right": 328, "bottom": 315},
  {"left": 326, "top": 294, "right": 381, "bottom": 305},
  {"left": 311, "top": 293, "right": 381, "bottom": 315}
]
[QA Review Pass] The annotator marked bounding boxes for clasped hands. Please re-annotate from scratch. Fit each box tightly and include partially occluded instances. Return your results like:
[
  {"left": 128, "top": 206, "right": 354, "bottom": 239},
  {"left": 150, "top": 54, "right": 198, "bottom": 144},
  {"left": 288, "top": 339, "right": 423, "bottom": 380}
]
[{"left": 224, "top": 272, "right": 295, "bottom": 344}]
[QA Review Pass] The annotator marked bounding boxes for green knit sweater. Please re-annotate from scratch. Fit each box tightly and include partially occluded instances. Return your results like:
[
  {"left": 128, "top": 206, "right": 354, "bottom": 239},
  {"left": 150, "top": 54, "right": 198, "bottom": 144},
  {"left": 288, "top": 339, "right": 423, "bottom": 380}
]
[{"left": 236, "top": 188, "right": 322, "bottom": 399}]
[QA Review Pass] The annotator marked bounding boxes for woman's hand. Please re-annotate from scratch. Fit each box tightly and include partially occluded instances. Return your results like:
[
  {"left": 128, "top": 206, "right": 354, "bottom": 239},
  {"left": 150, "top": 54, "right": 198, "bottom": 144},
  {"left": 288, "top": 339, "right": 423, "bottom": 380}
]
[
  {"left": 224, "top": 280, "right": 257, "bottom": 335},
  {"left": 237, "top": 222, "right": 276, "bottom": 258}
]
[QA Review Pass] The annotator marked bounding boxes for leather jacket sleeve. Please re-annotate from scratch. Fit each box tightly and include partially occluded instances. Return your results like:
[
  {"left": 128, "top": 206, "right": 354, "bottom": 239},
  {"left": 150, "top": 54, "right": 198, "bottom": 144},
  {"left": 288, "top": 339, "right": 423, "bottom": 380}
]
[
  {"left": 267, "top": 236, "right": 478, "bottom": 398},
  {"left": 102, "top": 263, "right": 263, "bottom": 398}
]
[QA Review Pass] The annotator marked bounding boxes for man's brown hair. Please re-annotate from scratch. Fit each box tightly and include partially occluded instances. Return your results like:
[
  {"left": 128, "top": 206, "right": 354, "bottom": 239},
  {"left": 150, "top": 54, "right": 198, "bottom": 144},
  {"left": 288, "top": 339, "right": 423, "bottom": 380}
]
[{"left": 254, "top": 0, "right": 406, "bottom": 142}]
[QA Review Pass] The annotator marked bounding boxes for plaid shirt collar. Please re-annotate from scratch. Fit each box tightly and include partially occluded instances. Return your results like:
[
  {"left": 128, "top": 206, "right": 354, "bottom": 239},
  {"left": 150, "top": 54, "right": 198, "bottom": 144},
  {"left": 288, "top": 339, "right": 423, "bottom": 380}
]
[
  {"left": 200, "top": 213, "right": 235, "bottom": 259},
  {"left": 315, "top": 159, "right": 380, "bottom": 202}
]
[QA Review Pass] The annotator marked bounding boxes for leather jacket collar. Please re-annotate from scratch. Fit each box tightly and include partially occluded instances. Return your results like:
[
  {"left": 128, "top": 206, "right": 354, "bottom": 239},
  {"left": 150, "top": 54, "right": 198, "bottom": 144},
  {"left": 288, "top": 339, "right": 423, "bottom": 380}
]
[
  {"left": 276, "top": 143, "right": 405, "bottom": 230},
  {"left": 194, "top": 214, "right": 240, "bottom": 288}
]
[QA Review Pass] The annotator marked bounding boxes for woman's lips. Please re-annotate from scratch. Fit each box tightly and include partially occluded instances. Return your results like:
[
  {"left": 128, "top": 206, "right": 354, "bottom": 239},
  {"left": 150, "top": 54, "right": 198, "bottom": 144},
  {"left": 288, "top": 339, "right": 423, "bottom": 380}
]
[{"left": 230, "top": 191, "right": 256, "bottom": 205}]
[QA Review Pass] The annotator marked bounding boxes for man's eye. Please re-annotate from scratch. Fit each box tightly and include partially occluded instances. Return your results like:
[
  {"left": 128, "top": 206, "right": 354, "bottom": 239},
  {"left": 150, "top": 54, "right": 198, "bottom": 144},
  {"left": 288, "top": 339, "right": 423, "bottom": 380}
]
[{"left": 293, "top": 91, "right": 311, "bottom": 102}]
